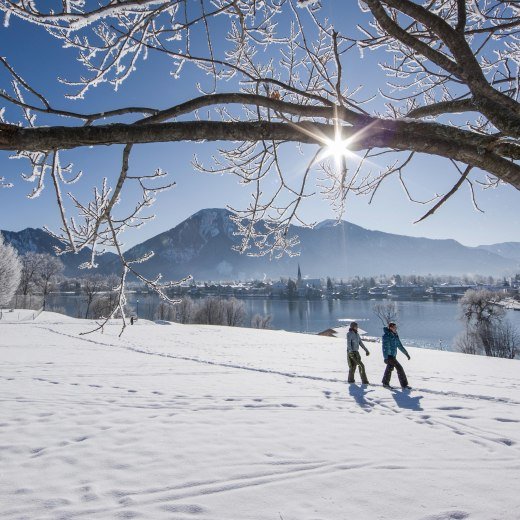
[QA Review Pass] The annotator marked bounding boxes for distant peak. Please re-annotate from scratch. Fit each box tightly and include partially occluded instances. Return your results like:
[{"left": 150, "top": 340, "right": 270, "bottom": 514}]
[
  {"left": 191, "top": 208, "right": 234, "bottom": 219},
  {"left": 314, "top": 219, "right": 347, "bottom": 229}
]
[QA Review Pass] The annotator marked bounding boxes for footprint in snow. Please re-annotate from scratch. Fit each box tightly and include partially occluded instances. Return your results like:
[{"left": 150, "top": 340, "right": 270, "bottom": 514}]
[
  {"left": 160, "top": 504, "right": 205, "bottom": 514},
  {"left": 115, "top": 511, "right": 139, "bottom": 519},
  {"left": 81, "top": 492, "right": 99, "bottom": 502},
  {"left": 14, "top": 488, "right": 32, "bottom": 495},
  {"left": 418, "top": 510, "right": 469, "bottom": 520},
  {"left": 31, "top": 447, "right": 45, "bottom": 455},
  {"left": 497, "top": 438, "right": 515, "bottom": 446}
]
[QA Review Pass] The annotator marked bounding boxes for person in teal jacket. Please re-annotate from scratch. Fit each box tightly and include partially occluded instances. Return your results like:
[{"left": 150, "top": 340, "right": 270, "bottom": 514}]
[{"left": 382, "top": 322, "right": 411, "bottom": 389}]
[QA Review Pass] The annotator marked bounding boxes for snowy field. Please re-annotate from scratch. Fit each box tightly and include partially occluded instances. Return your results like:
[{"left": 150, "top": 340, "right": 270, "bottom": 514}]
[{"left": 1, "top": 312, "right": 520, "bottom": 520}]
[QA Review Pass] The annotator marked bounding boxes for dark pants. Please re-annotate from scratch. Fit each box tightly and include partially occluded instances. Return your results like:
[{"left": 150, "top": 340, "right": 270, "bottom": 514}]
[
  {"left": 382, "top": 356, "right": 408, "bottom": 387},
  {"left": 347, "top": 351, "right": 369, "bottom": 384}
]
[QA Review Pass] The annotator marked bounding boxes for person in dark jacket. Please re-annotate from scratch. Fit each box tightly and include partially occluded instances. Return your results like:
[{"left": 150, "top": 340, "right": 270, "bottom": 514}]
[
  {"left": 382, "top": 322, "right": 411, "bottom": 389},
  {"left": 346, "top": 322, "right": 370, "bottom": 384}
]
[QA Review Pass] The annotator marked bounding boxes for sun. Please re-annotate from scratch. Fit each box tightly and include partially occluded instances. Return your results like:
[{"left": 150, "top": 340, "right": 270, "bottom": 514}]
[
  {"left": 326, "top": 134, "right": 351, "bottom": 161},
  {"left": 322, "top": 126, "right": 353, "bottom": 168}
]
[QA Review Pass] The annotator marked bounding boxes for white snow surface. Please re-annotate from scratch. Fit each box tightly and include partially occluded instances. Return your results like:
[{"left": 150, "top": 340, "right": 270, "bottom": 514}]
[{"left": 1, "top": 312, "right": 520, "bottom": 519}]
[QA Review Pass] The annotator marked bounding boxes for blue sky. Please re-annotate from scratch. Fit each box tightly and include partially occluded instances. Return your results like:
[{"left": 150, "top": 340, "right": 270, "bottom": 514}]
[{"left": 0, "top": 2, "right": 518, "bottom": 249}]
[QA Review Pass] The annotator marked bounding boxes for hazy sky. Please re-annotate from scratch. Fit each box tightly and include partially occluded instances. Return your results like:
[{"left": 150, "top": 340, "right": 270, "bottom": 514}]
[{"left": 0, "top": 2, "right": 518, "bottom": 249}]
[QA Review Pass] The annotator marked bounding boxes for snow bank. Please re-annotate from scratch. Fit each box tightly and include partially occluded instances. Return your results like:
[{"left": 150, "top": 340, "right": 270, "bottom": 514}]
[{"left": 0, "top": 313, "right": 519, "bottom": 519}]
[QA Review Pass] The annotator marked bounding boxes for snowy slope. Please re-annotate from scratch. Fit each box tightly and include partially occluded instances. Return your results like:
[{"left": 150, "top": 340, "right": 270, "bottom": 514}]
[{"left": 1, "top": 313, "right": 519, "bottom": 519}]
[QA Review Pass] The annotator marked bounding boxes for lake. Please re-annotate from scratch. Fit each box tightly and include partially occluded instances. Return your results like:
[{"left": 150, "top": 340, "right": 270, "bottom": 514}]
[
  {"left": 238, "top": 298, "right": 520, "bottom": 351},
  {"left": 46, "top": 294, "right": 520, "bottom": 352}
]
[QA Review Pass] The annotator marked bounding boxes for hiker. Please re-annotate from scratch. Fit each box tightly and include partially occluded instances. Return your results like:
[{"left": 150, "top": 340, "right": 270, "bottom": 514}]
[
  {"left": 382, "top": 322, "right": 411, "bottom": 389},
  {"left": 347, "top": 322, "right": 370, "bottom": 384}
]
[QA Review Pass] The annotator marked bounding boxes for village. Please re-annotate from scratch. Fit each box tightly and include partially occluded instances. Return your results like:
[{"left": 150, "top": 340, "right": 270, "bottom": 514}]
[{"left": 136, "top": 266, "right": 520, "bottom": 303}]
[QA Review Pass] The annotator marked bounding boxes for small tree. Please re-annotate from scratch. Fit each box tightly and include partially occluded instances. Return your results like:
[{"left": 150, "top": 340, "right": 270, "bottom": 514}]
[
  {"left": 174, "top": 297, "right": 195, "bottom": 324},
  {"left": 90, "top": 276, "right": 122, "bottom": 319},
  {"left": 459, "top": 290, "right": 506, "bottom": 357},
  {"left": 251, "top": 314, "right": 272, "bottom": 329},
  {"left": 0, "top": 233, "right": 22, "bottom": 308},
  {"left": 81, "top": 274, "right": 106, "bottom": 319},
  {"left": 373, "top": 301, "right": 399, "bottom": 327},
  {"left": 193, "top": 297, "right": 224, "bottom": 325},
  {"left": 457, "top": 289, "right": 519, "bottom": 358},
  {"left": 477, "top": 321, "right": 519, "bottom": 359},
  {"left": 34, "top": 254, "right": 65, "bottom": 310},
  {"left": 460, "top": 290, "right": 505, "bottom": 329},
  {"left": 454, "top": 329, "right": 482, "bottom": 356},
  {"left": 18, "top": 252, "right": 41, "bottom": 297},
  {"left": 222, "top": 298, "right": 246, "bottom": 327},
  {"left": 496, "top": 322, "right": 520, "bottom": 360},
  {"left": 456, "top": 321, "right": 519, "bottom": 359},
  {"left": 154, "top": 301, "right": 176, "bottom": 322}
]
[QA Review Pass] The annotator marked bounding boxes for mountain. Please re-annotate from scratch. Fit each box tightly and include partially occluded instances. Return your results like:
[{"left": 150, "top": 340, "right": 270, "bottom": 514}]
[
  {"left": 119, "top": 208, "right": 518, "bottom": 279},
  {"left": 0, "top": 228, "right": 118, "bottom": 277},
  {"left": 477, "top": 242, "right": 520, "bottom": 262},
  {"left": 3, "top": 210, "right": 518, "bottom": 279},
  {"left": 118, "top": 208, "right": 255, "bottom": 280}
]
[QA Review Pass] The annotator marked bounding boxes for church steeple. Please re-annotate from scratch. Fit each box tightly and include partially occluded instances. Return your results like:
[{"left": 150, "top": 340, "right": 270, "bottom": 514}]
[{"left": 297, "top": 263, "right": 302, "bottom": 283}]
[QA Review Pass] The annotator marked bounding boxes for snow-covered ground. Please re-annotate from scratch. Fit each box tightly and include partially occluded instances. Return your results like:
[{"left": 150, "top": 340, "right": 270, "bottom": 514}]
[{"left": 1, "top": 312, "right": 519, "bottom": 520}]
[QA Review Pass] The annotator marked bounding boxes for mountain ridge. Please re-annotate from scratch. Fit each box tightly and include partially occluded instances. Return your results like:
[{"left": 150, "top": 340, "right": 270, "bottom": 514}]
[{"left": 2, "top": 208, "right": 518, "bottom": 279}]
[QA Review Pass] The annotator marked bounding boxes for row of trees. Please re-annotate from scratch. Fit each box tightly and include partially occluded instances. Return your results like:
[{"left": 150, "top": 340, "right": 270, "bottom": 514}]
[
  {"left": 338, "top": 274, "right": 519, "bottom": 289},
  {"left": 144, "top": 297, "right": 272, "bottom": 329}
]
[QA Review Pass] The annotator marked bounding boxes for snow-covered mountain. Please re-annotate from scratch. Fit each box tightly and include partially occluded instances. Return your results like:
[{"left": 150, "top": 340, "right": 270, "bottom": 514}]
[{"left": 2, "top": 209, "right": 518, "bottom": 279}]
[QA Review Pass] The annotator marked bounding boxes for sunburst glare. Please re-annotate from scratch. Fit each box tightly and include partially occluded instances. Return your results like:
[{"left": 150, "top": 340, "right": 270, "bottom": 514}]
[{"left": 320, "top": 121, "right": 354, "bottom": 170}]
